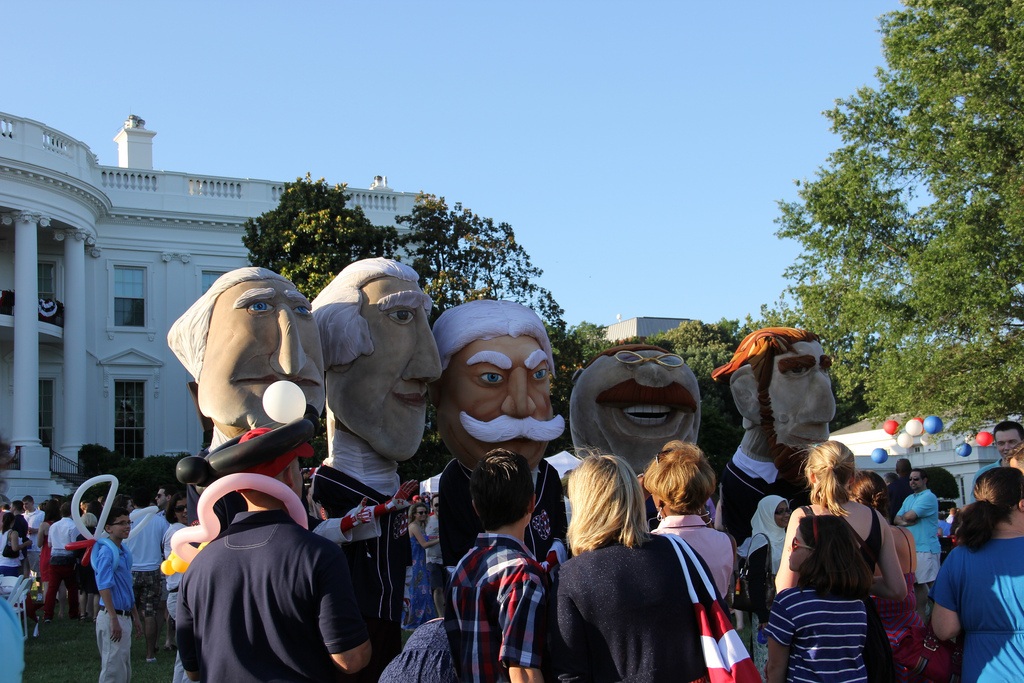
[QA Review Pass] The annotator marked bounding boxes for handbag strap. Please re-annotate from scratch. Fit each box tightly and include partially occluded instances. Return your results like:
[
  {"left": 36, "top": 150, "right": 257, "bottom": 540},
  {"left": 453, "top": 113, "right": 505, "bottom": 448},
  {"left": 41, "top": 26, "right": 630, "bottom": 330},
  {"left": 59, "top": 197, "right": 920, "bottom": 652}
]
[{"left": 664, "top": 534, "right": 718, "bottom": 602}]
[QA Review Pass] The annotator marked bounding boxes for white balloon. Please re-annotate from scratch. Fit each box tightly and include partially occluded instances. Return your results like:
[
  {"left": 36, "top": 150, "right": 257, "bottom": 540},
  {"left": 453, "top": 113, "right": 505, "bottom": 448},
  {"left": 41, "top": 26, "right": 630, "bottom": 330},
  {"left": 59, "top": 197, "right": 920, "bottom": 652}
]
[
  {"left": 897, "top": 432, "right": 914, "bottom": 449},
  {"left": 905, "top": 419, "right": 924, "bottom": 437},
  {"left": 263, "top": 380, "right": 306, "bottom": 424},
  {"left": 920, "top": 434, "right": 932, "bottom": 447}
]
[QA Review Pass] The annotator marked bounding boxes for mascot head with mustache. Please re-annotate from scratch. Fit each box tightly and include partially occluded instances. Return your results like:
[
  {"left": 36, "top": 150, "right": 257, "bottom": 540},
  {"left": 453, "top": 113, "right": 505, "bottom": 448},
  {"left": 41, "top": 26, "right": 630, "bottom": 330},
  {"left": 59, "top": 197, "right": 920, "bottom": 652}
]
[{"left": 570, "top": 344, "right": 701, "bottom": 474}]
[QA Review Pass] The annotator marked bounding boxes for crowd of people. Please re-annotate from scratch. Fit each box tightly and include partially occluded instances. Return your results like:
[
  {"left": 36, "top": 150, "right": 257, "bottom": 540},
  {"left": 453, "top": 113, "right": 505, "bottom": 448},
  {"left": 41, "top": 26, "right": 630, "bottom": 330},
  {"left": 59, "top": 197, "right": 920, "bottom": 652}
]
[
  {"left": 3, "top": 424, "right": 1023, "bottom": 682},
  {"left": 379, "top": 430, "right": 1024, "bottom": 683}
]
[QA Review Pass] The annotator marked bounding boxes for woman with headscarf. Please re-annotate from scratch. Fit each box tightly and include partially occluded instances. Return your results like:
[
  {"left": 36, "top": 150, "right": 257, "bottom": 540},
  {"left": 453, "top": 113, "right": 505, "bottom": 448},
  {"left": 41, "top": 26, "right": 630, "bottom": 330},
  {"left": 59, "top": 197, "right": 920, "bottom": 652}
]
[{"left": 745, "top": 495, "right": 790, "bottom": 680}]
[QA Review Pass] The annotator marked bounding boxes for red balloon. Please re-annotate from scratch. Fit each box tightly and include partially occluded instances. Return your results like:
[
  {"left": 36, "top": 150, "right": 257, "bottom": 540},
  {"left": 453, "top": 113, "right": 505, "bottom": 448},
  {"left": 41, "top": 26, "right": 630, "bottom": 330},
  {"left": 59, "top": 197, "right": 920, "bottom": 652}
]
[
  {"left": 913, "top": 416, "right": 925, "bottom": 423},
  {"left": 883, "top": 420, "right": 900, "bottom": 436},
  {"left": 976, "top": 431, "right": 994, "bottom": 447}
]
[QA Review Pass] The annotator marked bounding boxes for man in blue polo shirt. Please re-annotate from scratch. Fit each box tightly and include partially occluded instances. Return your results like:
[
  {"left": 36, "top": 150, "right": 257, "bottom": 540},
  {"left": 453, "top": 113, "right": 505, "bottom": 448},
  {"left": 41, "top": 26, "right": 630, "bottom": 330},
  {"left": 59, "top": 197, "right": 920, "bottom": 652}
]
[
  {"left": 895, "top": 468, "right": 940, "bottom": 619},
  {"left": 93, "top": 506, "right": 142, "bottom": 683},
  {"left": 177, "top": 428, "right": 371, "bottom": 682}
]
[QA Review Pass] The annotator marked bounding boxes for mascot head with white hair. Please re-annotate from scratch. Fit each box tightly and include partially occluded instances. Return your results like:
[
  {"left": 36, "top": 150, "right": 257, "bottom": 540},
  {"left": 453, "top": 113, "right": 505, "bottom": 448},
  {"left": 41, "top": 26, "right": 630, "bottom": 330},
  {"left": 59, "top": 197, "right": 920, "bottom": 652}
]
[
  {"left": 168, "top": 267, "right": 325, "bottom": 449},
  {"left": 430, "top": 299, "right": 564, "bottom": 469}
]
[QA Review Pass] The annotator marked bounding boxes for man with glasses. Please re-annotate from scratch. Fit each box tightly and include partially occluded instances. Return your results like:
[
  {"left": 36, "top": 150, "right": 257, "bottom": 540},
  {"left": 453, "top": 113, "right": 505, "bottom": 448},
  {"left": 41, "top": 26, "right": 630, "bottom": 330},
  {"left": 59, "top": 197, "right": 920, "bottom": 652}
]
[
  {"left": 894, "top": 468, "right": 940, "bottom": 618},
  {"left": 94, "top": 507, "right": 142, "bottom": 683},
  {"left": 569, "top": 344, "right": 701, "bottom": 474},
  {"left": 967, "top": 420, "right": 1024, "bottom": 504}
]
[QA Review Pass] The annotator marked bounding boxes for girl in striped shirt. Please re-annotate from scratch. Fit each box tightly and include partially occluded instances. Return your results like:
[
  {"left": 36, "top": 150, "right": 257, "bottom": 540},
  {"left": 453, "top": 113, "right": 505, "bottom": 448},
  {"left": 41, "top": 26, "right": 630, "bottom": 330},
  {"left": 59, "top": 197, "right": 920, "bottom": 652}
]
[{"left": 765, "top": 515, "right": 872, "bottom": 683}]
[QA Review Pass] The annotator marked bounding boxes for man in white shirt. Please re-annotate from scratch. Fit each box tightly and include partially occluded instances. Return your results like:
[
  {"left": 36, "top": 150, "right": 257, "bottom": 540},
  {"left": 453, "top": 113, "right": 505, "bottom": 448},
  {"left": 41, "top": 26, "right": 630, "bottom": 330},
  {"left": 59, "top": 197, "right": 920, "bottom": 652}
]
[
  {"left": 44, "top": 502, "right": 81, "bottom": 621},
  {"left": 22, "top": 496, "right": 44, "bottom": 575},
  {"left": 124, "top": 487, "right": 170, "bottom": 663}
]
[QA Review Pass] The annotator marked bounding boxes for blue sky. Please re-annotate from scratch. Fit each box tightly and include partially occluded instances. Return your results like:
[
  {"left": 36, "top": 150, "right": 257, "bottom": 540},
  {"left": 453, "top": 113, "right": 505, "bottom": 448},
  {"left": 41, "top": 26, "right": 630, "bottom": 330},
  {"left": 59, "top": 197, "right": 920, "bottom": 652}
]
[{"left": 8, "top": 1, "right": 899, "bottom": 328}]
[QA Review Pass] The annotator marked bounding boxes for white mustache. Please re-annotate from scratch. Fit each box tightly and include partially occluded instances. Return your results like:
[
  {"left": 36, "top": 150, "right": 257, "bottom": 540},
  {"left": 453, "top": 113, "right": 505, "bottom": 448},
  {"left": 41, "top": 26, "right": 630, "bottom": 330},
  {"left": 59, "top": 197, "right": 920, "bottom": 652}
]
[{"left": 459, "top": 412, "right": 566, "bottom": 443}]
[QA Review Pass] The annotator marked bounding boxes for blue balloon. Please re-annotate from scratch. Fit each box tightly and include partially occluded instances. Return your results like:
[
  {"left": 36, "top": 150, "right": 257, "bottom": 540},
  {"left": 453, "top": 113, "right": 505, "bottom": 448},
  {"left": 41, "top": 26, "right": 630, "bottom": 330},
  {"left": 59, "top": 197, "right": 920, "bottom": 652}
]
[
  {"left": 870, "top": 448, "right": 889, "bottom": 464},
  {"left": 956, "top": 443, "right": 973, "bottom": 457},
  {"left": 923, "top": 416, "right": 944, "bottom": 434}
]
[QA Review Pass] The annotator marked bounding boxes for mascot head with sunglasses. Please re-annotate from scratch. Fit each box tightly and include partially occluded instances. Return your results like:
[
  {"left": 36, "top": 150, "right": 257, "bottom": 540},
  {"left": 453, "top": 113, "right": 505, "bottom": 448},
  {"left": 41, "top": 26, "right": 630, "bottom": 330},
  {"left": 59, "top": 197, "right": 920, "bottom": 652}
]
[{"left": 570, "top": 344, "right": 701, "bottom": 473}]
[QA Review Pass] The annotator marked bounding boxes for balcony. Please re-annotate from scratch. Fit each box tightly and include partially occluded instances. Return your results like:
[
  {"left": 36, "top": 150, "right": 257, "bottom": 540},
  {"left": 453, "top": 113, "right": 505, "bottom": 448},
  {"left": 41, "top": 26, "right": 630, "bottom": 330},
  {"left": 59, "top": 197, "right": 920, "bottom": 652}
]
[{"left": 0, "top": 291, "right": 65, "bottom": 342}]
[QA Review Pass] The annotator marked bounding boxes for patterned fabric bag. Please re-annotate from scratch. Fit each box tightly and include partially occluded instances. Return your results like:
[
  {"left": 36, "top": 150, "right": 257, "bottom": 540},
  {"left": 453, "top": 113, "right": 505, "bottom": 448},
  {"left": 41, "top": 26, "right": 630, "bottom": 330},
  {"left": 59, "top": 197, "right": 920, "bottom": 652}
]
[{"left": 663, "top": 534, "right": 761, "bottom": 683}]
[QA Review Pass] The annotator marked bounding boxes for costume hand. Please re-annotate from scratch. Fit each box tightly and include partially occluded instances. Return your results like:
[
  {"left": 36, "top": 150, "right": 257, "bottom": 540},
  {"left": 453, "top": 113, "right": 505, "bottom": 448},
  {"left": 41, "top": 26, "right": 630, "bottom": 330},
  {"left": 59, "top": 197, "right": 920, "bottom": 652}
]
[
  {"left": 393, "top": 480, "right": 419, "bottom": 505},
  {"left": 541, "top": 539, "right": 568, "bottom": 573},
  {"left": 373, "top": 481, "right": 420, "bottom": 518},
  {"left": 339, "top": 498, "right": 372, "bottom": 532}
]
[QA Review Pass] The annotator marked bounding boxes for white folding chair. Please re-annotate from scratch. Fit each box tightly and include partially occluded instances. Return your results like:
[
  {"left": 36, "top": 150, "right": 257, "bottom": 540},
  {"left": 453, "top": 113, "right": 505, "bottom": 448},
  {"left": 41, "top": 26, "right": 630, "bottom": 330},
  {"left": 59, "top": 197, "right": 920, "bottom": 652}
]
[
  {"left": 7, "top": 578, "right": 32, "bottom": 638},
  {"left": 0, "top": 575, "right": 19, "bottom": 598}
]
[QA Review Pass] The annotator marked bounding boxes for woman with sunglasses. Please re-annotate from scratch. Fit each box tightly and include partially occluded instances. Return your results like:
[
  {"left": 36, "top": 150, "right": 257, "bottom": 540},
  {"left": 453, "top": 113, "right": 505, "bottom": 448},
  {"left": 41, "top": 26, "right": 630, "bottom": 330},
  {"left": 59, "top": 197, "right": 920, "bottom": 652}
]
[
  {"left": 931, "top": 467, "right": 1024, "bottom": 681},
  {"left": 162, "top": 493, "right": 188, "bottom": 683},
  {"left": 405, "top": 501, "right": 438, "bottom": 629},
  {"left": 775, "top": 441, "right": 906, "bottom": 602},
  {"left": 766, "top": 515, "right": 872, "bottom": 683},
  {"left": 848, "top": 470, "right": 926, "bottom": 682}
]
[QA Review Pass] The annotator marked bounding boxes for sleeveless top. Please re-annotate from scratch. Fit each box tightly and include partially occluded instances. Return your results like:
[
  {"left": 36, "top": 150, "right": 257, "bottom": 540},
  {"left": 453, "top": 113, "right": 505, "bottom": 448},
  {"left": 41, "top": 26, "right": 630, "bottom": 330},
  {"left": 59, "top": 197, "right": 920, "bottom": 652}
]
[{"left": 801, "top": 505, "right": 882, "bottom": 570}]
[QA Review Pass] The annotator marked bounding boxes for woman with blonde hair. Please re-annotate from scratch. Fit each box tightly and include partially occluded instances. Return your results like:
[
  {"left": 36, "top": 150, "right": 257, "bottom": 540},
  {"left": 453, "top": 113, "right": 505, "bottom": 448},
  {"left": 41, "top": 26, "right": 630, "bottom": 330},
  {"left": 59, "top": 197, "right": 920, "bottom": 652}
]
[
  {"left": 644, "top": 440, "right": 735, "bottom": 598},
  {"left": 549, "top": 452, "right": 715, "bottom": 682},
  {"left": 775, "top": 441, "right": 906, "bottom": 601}
]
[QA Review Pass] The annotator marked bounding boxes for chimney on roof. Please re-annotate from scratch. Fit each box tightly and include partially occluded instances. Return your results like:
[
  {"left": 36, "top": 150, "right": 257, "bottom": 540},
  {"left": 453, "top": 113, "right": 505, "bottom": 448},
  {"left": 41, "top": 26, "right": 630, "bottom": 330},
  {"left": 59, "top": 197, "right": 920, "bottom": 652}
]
[{"left": 113, "top": 114, "right": 157, "bottom": 169}]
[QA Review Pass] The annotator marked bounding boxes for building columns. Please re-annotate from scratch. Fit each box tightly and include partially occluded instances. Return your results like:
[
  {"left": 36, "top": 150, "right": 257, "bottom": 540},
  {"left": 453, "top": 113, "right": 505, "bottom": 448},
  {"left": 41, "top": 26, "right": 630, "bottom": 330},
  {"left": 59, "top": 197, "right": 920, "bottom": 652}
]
[
  {"left": 55, "top": 228, "right": 89, "bottom": 461},
  {"left": 2, "top": 212, "right": 49, "bottom": 449}
]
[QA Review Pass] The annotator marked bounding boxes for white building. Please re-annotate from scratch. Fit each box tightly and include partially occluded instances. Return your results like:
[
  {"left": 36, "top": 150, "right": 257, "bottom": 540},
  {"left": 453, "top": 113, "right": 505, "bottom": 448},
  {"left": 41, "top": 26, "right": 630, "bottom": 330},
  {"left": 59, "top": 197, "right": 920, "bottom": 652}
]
[
  {"left": 830, "top": 418, "right": 999, "bottom": 504},
  {"left": 604, "top": 316, "right": 691, "bottom": 343},
  {"left": 0, "top": 112, "right": 417, "bottom": 498}
]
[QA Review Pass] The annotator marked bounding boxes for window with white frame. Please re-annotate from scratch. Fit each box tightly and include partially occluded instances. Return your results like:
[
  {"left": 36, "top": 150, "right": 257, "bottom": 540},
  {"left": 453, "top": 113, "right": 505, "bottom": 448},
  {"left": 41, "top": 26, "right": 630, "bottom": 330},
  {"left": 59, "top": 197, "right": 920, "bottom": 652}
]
[
  {"left": 201, "top": 270, "right": 226, "bottom": 294},
  {"left": 38, "top": 263, "right": 56, "bottom": 300},
  {"left": 114, "top": 380, "right": 145, "bottom": 458},
  {"left": 39, "top": 379, "right": 54, "bottom": 448},
  {"left": 114, "top": 266, "right": 145, "bottom": 327}
]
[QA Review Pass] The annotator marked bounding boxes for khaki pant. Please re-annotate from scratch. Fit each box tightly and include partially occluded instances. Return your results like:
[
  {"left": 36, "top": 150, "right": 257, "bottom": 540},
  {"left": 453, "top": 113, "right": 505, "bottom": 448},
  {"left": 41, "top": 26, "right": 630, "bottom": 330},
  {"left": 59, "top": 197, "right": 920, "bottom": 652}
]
[{"left": 96, "top": 611, "right": 132, "bottom": 683}]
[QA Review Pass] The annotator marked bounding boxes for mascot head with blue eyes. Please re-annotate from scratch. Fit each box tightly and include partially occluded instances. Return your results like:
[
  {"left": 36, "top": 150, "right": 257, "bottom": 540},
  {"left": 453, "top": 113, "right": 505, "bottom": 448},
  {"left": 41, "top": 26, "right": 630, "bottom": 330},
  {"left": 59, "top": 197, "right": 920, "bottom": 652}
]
[
  {"left": 430, "top": 299, "right": 564, "bottom": 470},
  {"left": 312, "top": 258, "right": 441, "bottom": 480},
  {"left": 168, "top": 267, "right": 326, "bottom": 449}
]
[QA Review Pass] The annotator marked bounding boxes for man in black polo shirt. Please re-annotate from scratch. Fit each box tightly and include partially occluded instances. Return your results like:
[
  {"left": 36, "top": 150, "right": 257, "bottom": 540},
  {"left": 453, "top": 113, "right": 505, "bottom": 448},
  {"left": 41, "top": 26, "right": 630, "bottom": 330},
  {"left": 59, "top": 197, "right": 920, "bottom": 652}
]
[{"left": 177, "top": 429, "right": 370, "bottom": 682}]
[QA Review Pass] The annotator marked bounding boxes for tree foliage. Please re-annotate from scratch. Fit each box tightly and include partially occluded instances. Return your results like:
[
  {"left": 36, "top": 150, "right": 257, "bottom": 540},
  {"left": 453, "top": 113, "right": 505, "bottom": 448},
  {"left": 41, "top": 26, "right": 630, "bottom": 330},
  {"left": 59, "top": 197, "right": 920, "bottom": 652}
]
[
  {"left": 647, "top": 320, "right": 747, "bottom": 475},
  {"left": 547, "top": 321, "right": 612, "bottom": 455},
  {"left": 242, "top": 174, "right": 400, "bottom": 297},
  {"left": 772, "top": 0, "right": 1024, "bottom": 430},
  {"left": 397, "top": 194, "right": 563, "bottom": 326}
]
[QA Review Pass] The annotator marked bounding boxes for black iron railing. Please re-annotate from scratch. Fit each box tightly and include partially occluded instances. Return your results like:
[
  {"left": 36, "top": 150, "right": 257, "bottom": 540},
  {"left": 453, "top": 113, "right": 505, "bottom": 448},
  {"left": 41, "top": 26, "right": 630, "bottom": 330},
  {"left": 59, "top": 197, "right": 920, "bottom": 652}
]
[
  {"left": 6, "top": 447, "right": 21, "bottom": 471},
  {"left": 50, "top": 449, "right": 87, "bottom": 486}
]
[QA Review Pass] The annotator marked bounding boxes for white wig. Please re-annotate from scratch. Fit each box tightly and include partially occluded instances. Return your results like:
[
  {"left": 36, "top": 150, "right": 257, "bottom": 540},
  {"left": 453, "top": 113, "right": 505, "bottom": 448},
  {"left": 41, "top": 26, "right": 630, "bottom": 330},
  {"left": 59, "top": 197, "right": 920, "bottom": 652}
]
[
  {"left": 167, "top": 267, "right": 295, "bottom": 381},
  {"left": 311, "top": 258, "right": 427, "bottom": 369},
  {"left": 433, "top": 299, "right": 554, "bottom": 374}
]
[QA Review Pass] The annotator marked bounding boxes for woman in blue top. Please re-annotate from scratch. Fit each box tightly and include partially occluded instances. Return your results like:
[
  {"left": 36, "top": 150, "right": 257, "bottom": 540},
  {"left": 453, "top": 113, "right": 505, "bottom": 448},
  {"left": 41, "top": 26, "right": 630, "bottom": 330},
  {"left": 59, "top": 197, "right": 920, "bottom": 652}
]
[
  {"left": 932, "top": 466, "right": 1024, "bottom": 681},
  {"left": 766, "top": 514, "right": 872, "bottom": 683}
]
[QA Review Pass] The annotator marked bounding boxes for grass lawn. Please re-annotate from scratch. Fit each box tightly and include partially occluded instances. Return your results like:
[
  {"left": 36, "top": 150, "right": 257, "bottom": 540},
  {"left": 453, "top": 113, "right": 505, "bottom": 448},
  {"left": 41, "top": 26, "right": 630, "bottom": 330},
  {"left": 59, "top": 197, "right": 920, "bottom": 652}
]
[{"left": 25, "top": 614, "right": 175, "bottom": 683}]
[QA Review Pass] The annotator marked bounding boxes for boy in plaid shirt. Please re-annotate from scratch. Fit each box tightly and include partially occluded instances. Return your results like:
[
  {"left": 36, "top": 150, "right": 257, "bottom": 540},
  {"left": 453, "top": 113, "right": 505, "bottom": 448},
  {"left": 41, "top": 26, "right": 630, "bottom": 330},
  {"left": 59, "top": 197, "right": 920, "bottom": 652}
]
[{"left": 444, "top": 449, "right": 548, "bottom": 683}]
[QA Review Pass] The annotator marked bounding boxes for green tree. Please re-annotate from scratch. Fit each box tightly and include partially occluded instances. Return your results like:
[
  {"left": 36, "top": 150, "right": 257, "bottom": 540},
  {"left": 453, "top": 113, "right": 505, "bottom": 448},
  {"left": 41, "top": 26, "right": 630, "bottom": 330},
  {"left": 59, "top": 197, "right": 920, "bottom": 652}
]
[
  {"left": 242, "top": 174, "right": 400, "bottom": 297},
  {"left": 397, "top": 194, "right": 563, "bottom": 325},
  {"left": 772, "top": 0, "right": 1024, "bottom": 431},
  {"left": 547, "top": 321, "right": 610, "bottom": 455},
  {"left": 647, "top": 320, "right": 746, "bottom": 475}
]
